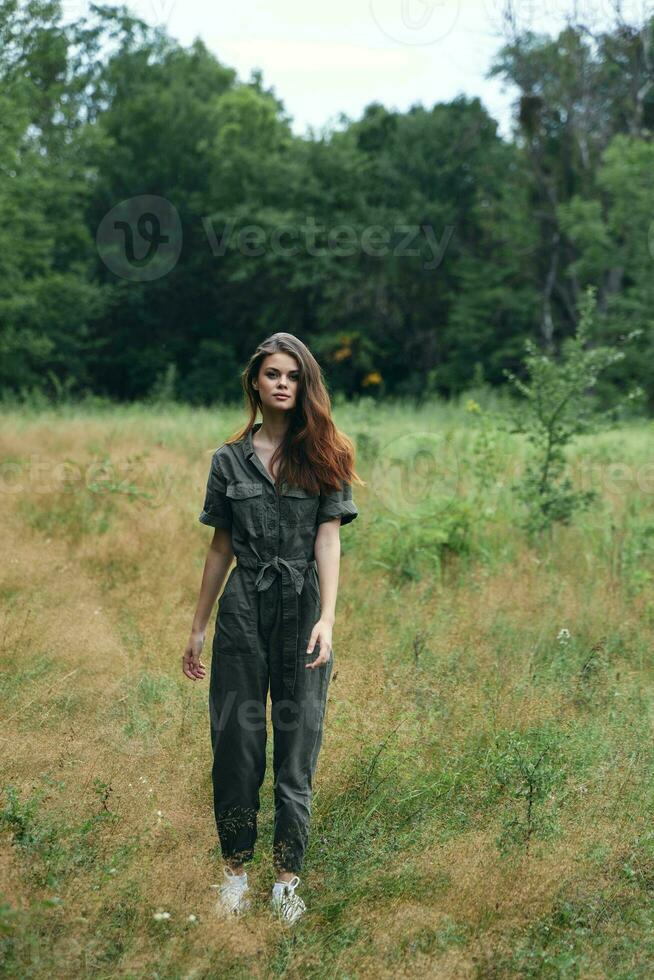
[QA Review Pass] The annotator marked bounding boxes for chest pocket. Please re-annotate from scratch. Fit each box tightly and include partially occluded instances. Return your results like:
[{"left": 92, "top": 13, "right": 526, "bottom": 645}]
[
  {"left": 226, "top": 482, "right": 264, "bottom": 536},
  {"left": 280, "top": 486, "right": 319, "bottom": 528}
]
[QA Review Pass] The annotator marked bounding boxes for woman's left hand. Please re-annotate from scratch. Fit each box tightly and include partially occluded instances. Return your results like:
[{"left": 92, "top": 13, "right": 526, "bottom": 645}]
[{"left": 305, "top": 619, "right": 333, "bottom": 668}]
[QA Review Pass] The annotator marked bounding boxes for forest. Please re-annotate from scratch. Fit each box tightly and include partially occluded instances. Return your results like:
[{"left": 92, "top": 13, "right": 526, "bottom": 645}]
[{"left": 1, "top": 1, "right": 653, "bottom": 408}]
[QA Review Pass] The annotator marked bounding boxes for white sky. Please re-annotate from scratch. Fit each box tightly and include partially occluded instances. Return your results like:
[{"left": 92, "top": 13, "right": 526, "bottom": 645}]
[{"left": 64, "top": 1, "right": 640, "bottom": 140}]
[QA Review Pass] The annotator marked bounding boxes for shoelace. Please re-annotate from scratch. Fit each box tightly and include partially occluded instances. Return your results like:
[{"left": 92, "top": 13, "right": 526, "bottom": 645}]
[
  {"left": 272, "top": 875, "right": 306, "bottom": 924},
  {"left": 215, "top": 867, "right": 250, "bottom": 916}
]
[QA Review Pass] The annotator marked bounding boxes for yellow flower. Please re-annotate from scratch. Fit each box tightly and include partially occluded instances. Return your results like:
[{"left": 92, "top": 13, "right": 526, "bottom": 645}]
[
  {"left": 465, "top": 399, "right": 481, "bottom": 413},
  {"left": 362, "top": 372, "right": 382, "bottom": 387}
]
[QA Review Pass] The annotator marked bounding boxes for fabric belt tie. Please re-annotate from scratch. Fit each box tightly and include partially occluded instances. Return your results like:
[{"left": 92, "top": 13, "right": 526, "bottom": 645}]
[{"left": 235, "top": 555, "right": 316, "bottom": 696}]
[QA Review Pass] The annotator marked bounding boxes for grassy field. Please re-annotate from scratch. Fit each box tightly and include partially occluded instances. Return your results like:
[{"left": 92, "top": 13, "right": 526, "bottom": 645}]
[{"left": 2, "top": 395, "right": 654, "bottom": 979}]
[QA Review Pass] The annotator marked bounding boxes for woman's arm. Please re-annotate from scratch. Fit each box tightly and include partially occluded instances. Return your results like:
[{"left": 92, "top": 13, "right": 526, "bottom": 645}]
[
  {"left": 306, "top": 518, "right": 341, "bottom": 668},
  {"left": 182, "top": 527, "right": 235, "bottom": 681},
  {"left": 314, "top": 518, "right": 341, "bottom": 626}
]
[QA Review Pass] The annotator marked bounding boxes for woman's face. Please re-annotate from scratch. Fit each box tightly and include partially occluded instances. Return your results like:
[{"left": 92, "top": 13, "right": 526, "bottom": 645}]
[{"left": 255, "top": 352, "right": 301, "bottom": 412}]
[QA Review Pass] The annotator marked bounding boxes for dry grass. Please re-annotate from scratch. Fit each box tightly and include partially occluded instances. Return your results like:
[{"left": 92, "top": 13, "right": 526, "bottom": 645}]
[{"left": 2, "top": 406, "right": 653, "bottom": 978}]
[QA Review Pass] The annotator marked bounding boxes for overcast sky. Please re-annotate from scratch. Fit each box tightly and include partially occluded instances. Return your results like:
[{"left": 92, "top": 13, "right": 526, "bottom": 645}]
[{"left": 75, "top": 1, "right": 632, "bottom": 140}]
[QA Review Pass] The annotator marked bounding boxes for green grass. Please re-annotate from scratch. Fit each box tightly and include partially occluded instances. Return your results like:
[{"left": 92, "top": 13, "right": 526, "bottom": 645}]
[{"left": 1, "top": 395, "right": 654, "bottom": 977}]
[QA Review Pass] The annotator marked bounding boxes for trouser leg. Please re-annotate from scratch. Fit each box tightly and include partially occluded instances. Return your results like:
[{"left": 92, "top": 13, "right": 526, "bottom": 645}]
[
  {"left": 209, "top": 607, "right": 269, "bottom": 865},
  {"left": 266, "top": 577, "right": 333, "bottom": 874}
]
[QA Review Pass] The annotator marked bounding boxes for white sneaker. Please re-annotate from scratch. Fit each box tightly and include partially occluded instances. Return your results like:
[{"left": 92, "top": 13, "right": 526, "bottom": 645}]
[
  {"left": 212, "top": 866, "right": 251, "bottom": 917},
  {"left": 271, "top": 875, "right": 306, "bottom": 925}
]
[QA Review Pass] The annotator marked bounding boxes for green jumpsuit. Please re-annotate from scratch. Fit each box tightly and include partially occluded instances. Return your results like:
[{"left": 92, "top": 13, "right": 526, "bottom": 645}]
[{"left": 199, "top": 422, "right": 358, "bottom": 873}]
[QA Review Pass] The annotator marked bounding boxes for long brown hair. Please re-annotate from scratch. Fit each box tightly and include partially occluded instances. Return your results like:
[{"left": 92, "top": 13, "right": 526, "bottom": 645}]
[{"left": 226, "top": 333, "right": 365, "bottom": 495}]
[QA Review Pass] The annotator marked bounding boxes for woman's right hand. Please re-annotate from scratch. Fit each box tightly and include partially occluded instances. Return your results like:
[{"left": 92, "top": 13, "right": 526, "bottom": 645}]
[{"left": 182, "top": 631, "right": 206, "bottom": 681}]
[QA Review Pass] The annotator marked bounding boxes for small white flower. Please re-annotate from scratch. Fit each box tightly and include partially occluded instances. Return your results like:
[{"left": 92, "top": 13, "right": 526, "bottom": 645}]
[
  {"left": 187, "top": 913, "right": 198, "bottom": 923},
  {"left": 557, "top": 628, "right": 571, "bottom": 645},
  {"left": 108, "top": 867, "right": 117, "bottom": 874},
  {"left": 153, "top": 911, "right": 170, "bottom": 921},
  {"left": 156, "top": 810, "right": 163, "bottom": 818}
]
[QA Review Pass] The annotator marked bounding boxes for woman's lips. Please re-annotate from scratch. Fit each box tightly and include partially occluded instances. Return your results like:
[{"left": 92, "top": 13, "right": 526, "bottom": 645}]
[{"left": 274, "top": 394, "right": 290, "bottom": 399}]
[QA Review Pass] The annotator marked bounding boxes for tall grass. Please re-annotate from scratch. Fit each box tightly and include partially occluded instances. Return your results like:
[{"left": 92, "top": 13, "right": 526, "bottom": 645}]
[{"left": 1, "top": 396, "right": 653, "bottom": 978}]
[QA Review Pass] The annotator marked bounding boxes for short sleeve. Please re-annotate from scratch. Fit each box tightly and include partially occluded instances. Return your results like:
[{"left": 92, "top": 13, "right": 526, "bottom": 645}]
[
  {"left": 198, "top": 451, "right": 232, "bottom": 530},
  {"left": 316, "top": 480, "right": 359, "bottom": 527}
]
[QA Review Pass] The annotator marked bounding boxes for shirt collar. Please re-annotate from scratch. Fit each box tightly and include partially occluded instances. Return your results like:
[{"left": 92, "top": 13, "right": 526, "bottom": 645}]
[{"left": 243, "top": 421, "right": 263, "bottom": 460}]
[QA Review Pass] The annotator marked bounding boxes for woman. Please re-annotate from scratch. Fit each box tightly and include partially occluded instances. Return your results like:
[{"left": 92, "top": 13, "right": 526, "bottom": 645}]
[{"left": 183, "top": 333, "right": 361, "bottom": 925}]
